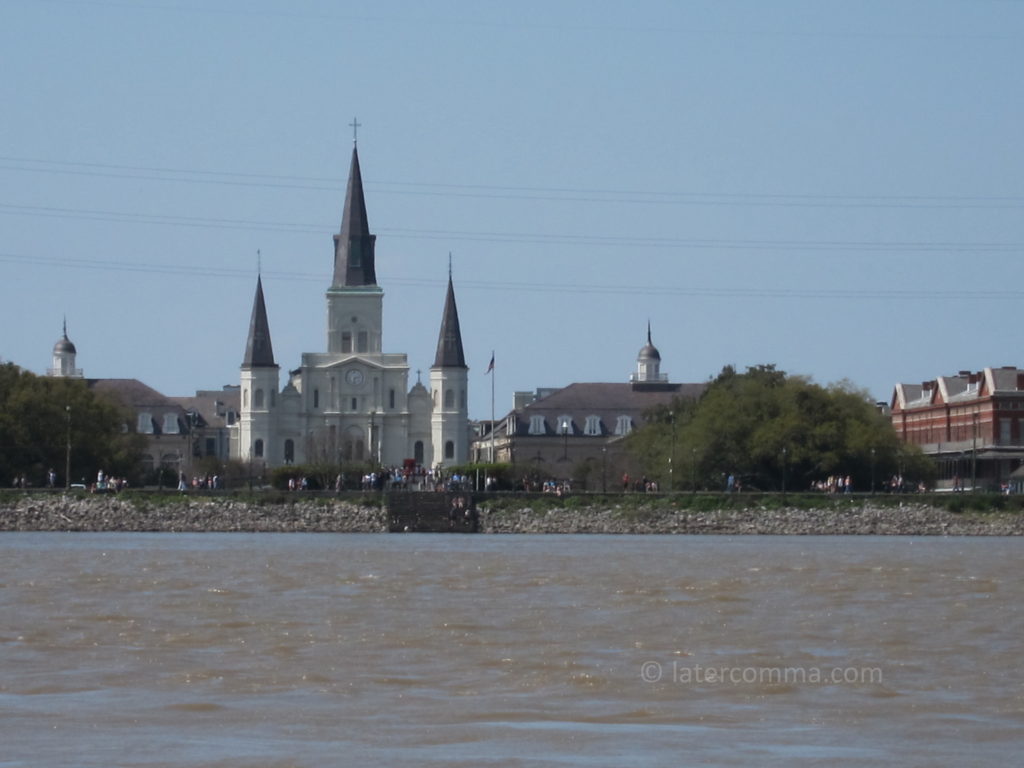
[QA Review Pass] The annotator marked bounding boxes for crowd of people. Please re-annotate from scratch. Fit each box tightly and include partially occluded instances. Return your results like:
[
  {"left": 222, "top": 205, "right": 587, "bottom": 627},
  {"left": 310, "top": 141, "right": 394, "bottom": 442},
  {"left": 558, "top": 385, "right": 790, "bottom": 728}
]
[
  {"left": 177, "top": 472, "right": 223, "bottom": 491},
  {"left": 276, "top": 466, "right": 478, "bottom": 494},
  {"left": 620, "top": 473, "right": 660, "bottom": 493},
  {"left": 810, "top": 475, "right": 856, "bottom": 494},
  {"left": 92, "top": 469, "right": 128, "bottom": 493}
]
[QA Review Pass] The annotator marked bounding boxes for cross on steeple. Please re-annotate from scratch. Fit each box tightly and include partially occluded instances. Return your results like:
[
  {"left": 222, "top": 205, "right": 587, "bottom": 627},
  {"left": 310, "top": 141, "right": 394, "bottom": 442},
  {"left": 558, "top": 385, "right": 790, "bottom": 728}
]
[{"left": 349, "top": 117, "right": 361, "bottom": 144}]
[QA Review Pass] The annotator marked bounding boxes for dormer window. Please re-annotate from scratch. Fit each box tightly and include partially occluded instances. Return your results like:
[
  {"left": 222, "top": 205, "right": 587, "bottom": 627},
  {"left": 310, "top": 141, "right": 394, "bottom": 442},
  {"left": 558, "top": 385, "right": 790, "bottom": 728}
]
[
  {"left": 556, "top": 416, "right": 574, "bottom": 435},
  {"left": 614, "top": 415, "right": 633, "bottom": 436},
  {"left": 529, "top": 415, "right": 546, "bottom": 435},
  {"left": 584, "top": 415, "right": 602, "bottom": 436},
  {"left": 162, "top": 413, "right": 180, "bottom": 434}
]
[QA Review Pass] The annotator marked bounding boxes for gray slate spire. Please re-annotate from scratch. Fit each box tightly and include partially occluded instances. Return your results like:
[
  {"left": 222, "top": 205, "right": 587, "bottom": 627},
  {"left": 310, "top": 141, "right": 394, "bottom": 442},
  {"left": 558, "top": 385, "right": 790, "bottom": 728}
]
[
  {"left": 332, "top": 145, "right": 377, "bottom": 287},
  {"left": 432, "top": 274, "right": 467, "bottom": 369},
  {"left": 243, "top": 275, "right": 276, "bottom": 368}
]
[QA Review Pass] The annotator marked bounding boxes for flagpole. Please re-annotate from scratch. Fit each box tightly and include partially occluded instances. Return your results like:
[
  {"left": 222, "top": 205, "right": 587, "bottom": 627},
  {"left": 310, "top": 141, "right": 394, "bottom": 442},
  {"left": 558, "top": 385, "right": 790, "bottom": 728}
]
[{"left": 490, "top": 350, "right": 496, "bottom": 464}]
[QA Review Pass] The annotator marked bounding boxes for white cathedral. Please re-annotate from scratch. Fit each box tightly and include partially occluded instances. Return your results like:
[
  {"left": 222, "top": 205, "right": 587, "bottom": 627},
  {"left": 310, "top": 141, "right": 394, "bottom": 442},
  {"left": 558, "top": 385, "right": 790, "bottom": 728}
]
[{"left": 232, "top": 143, "right": 470, "bottom": 470}]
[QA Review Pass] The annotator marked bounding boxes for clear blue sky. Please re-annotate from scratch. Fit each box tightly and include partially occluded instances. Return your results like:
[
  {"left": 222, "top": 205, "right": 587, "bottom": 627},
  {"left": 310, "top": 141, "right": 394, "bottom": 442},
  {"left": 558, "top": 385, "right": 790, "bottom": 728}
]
[{"left": 2, "top": 0, "right": 1022, "bottom": 419}]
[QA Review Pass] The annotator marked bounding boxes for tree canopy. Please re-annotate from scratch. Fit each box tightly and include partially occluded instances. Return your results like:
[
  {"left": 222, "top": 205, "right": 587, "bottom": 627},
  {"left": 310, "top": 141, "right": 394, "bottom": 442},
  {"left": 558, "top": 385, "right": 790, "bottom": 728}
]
[
  {"left": 0, "top": 363, "right": 144, "bottom": 487},
  {"left": 626, "top": 364, "right": 933, "bottom": 492}
]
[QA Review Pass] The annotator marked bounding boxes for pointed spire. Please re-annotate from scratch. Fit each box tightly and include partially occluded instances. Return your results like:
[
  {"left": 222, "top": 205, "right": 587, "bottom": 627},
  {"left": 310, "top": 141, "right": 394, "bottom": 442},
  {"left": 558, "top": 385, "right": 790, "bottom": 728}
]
[
  {"left": 243, "top": 275, "right": 277, "bottom": 368},
  {"left": 332, "top": 144, "right": 377, "bottom": 287},
  {"left": 433, "top": 272, "right": 467, "bottom": 369}
]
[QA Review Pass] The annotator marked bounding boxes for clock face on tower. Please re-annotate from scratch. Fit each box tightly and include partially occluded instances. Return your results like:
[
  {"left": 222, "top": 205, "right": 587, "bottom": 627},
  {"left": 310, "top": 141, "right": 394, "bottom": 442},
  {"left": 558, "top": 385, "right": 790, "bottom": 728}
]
[{"left": 345, "top": 368, "right": 364, "bottom": 387}]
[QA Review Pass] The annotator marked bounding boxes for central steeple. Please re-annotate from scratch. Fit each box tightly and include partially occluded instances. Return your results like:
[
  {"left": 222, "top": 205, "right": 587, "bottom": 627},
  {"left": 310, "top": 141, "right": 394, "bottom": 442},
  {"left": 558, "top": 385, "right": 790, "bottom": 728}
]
[
  {"left": 433, "top": 272, "right": 467, "bottom": 369},
  {"left": 332, "top": 144, "right": 377, "bottom": 288}
]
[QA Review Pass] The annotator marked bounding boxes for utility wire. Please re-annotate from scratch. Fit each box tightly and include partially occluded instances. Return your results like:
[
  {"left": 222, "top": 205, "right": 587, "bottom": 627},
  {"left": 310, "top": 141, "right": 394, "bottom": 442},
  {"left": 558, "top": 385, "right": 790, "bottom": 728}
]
[
  {"left": 0, "top": 203, "right": 1020, "bottom": 253},
  {"left": 2, "top": 157, "right": 1023, "bottom": 210},
  {"left": 3, "top": 250, "right": 1023, "bottom": 301}
]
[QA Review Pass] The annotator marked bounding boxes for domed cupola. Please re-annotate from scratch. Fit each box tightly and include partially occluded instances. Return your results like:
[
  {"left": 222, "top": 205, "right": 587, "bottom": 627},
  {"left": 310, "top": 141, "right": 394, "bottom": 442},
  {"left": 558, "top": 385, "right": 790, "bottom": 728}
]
[
  {"left": 632, "top": 323, "right": 665, "bottom": 384},
  {"left": 49, "top": 318, "right": 82, "bottom": 378},
  {"left": 53, "top": 334, "right": 76, "bottom": 356},
  {"left": 638, "top": 330, "right": 661, "bottom": 363}
]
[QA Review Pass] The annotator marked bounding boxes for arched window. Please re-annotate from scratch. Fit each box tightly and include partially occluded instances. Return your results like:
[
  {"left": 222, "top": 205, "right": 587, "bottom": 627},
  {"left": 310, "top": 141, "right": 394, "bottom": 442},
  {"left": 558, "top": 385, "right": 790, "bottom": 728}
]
[
  {"left": 243, "top": 389, "right": 248, "bottom": 407},
  {"left": 445, "top": 440, "right": 455, "bottom": 460},
  {"left": 343, "top": 426, "right": 365, "bottom": 461},
  {"left": 313, "top": 389, "right": 319, "bottom": 409},
  {"left": 254, "top": 389, "right": 264, "bottom": 408},
  {"left": 254, "top": 439, "right": 264, "bottom": 458},
  {"left": 445, "top": 389, "right": 455, "bottom": 408},
  {"left": 284, "top": 439, "right": 295, "bottom": 464},
  {"left": 389, "top": 388, "right": 396, "bottom": 409},
  {"left": 414, "top": 440, "right": 424, "bottom": 464},
  {"left": 460, "top": 389, "right": 467, "bottom": 409}
]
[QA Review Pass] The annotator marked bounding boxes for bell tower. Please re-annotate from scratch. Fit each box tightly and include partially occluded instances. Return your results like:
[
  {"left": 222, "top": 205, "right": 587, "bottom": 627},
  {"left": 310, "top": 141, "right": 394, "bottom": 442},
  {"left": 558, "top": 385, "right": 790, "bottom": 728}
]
[{"left": 430, "top": 268, "right": 469, "bottom": 467}]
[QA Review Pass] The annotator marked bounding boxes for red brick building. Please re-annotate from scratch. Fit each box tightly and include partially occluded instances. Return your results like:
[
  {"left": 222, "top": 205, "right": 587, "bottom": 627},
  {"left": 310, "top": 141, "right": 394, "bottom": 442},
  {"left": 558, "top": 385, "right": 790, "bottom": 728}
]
[{"left": 891, "top": 367, "right": 1024, "bottom": 491}]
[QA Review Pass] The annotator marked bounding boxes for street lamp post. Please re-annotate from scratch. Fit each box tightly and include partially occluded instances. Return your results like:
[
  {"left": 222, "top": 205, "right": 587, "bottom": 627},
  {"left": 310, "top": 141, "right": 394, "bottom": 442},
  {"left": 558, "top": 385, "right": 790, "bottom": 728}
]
[
  {"left": 870, "top": 447, "right": 876, "bottom": 495},
  {"left": 64, "top": 405, "right": 71, "bottom": 490},
  {"left": 601, "top": 446, "right": 607, "bottom": 493},
  {"left": 560, "top": 419, "right": 569, "bottom": 462},
  {"left": 691, "top": 447, "right": 696, "bottom": 494},
  {"left": 781, "top": 446, "right": 788, "bottom": 497},
  {"left": 971, "top": 411, "right": 979, "bottom": 492},
  {"left": 369, "top": 410, "right": 377, "bottom": 467},
  {"left": 669, "top": 410, "right": 676, "bottom": 492}
]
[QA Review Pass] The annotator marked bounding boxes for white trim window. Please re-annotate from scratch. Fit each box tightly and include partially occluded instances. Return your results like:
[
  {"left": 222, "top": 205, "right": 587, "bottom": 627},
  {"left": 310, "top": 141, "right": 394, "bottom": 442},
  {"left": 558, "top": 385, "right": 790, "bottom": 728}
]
[
  {"left": 528, "top": 415, "right": 546, "bottom": 435},
  {"left": 614, "top": 415, "right": 633, "bottom": 436},
  {"left": 556, "top": 415, "right": 574, "bottom": 435},
  {"left": 584, "top": 415, "right": 602, "bottom": 436},
  {"left": 162, "top": 413, "right": 180, "bottom": 434}
]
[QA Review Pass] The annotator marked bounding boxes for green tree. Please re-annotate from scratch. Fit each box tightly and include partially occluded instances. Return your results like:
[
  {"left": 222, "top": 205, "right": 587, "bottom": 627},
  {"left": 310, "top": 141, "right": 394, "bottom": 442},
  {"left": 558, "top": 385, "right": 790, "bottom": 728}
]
[
  {"left": 626, "top": 364, "right": 933, "bottom": 492},
  {"left": 0, "top": 363, "right": 145, "bottom": 486}
]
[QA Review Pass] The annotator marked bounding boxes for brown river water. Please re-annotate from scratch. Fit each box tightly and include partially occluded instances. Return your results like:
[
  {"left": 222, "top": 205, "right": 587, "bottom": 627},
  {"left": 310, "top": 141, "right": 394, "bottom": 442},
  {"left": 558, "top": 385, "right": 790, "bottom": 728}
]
[{"left": 1, "top": 534, "right": 1021, "bottom": 767}]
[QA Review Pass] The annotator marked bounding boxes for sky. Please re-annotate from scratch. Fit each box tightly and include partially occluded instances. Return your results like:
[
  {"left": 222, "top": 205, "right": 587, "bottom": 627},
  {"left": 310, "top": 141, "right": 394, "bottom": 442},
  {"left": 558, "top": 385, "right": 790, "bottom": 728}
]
[{"left": 2, "top": 0, "right": 1023, "bottom": 420}]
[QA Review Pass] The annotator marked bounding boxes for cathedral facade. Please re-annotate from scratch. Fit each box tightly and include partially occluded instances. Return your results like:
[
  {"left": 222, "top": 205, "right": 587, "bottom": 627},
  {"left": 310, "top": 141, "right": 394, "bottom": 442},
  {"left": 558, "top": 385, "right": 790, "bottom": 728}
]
[{"left": 233, "top": 144, "right": 469, "bottom": 470}]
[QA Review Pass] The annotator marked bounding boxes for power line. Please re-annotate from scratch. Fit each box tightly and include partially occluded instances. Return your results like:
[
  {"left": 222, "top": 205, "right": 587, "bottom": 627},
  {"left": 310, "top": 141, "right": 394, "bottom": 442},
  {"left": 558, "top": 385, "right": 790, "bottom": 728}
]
[
  {"left": 1, "top": 202, "right": 1020, "bottom": 253},
  {"left": 3, "top": 250, "right": 1023, "bottom": 301},
  {"left": 2, "top": 157, "right": 1023, "bottom": 210}
]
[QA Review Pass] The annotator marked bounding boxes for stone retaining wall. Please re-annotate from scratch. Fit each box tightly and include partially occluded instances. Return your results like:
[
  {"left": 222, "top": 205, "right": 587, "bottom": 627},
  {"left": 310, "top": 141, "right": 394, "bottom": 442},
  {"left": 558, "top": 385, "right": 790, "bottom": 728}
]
[
  {"left": 478, "top": 503, "right": 1024, "bottom": 536},
  {"left": 0, "top": 495, "right": 387, "bottom": 533},
  {"left": 0, "top": 494, "right": 1021, "bottom": 535}
]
